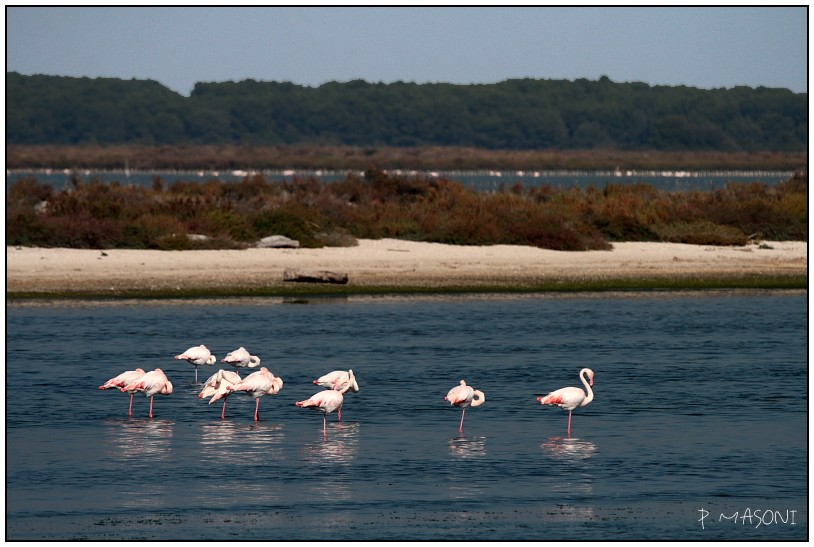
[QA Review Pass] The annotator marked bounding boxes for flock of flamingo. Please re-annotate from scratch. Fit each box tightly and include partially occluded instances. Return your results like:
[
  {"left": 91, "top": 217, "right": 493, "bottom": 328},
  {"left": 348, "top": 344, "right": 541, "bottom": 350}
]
[{"left": 99, "top": 343, "right": 596, "bottom": 437}]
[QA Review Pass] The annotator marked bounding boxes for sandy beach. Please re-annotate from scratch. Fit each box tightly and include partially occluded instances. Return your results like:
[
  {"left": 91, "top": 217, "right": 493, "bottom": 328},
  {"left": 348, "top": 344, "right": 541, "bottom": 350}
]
[{"left": 6, "top": 239, "right": 807, "bottom": 296}]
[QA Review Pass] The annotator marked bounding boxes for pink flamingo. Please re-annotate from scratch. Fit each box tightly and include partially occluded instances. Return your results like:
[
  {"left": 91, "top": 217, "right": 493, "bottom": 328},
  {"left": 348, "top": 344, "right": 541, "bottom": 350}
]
[
  {"left": 445, "top": 380, "right": 486, "bottom": 433},
  {"left": 199, "top": 369, "right": 242, "bottom": 419},
  {"left": 312, "top": 369, "right": 359, "bottom": 421},
  {"left": 99, "top": 368, "right": 146, "bottom": 416},
  {"left": 225, "top": 367, "right": 284, "bottom": 422},
  {"left": 295, "top": 389, "right": 344, "bottom": 438},
  {"left": 121, "top": 368, "right": 174, "bottom": 418},
  {"left": 221, "top": 347, "right": 261, "bottom": 369},
  {"left": 175, "top": 344, "right": 217, "bottom": 383},
  {"left": 537, "top": 368, "right": 595, "bottom": 437}
]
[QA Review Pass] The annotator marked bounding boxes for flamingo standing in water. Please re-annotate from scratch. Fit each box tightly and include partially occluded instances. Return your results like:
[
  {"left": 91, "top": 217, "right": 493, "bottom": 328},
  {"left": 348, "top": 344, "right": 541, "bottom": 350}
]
[
  {"left": 221, "top": 347, "right": 261, "bottom": 369},
  {"left": 121, "top": 368, "right": 174, "bottom": 418},
  {"left": 199, "top": 369, "right": 242, "bottom": 419},
  {"left": 175, "top": 344, "right": 217, "bottom": 383},
  {"left": 445, "top": 380, "right": 486, "bottom": 433},
  {"left": 225, "top": 367, "right": 283, "bottom": 422},
  {"left": 537, "top": 368, "right": 595, "bottom": 437},
  {"left": 99, "top": 368, "right": 146, "bottom": 416},
  {"left": 295, "top": 389, "right": 344, "bottom": 438},
  {"left": 312, "top": 369, "right": 359, "bottom": 421}
]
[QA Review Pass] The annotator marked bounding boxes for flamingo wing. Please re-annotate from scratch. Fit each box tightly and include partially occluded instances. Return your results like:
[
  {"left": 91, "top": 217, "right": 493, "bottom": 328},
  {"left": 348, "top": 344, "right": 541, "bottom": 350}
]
[
  {"left": 539, "top": 386, "right": 584, "bottom": 410},
  {"left": 297, "top": 390, "right": 343, "bottom": 413},
  {"left": 331, "top": 373, "right": 355, "bottom": 393},
  {"left": 176, "top": 345, "right": 215, "bottom": 365},
  {"left": 222, "top": 347, "right": 249, "bottom": 365},
  {"left": 228, "top": 368, "right": 273, "bottom": 396},
  {"left": 206, "top": 370, "right": 244, "bottom": 403},
  {"left": 314, "top": 370, "right": 345, "bottom": 388},
  {"left": 445, "top": 384, "right": 474, "bottom": 406},
  {"left": 100, "top": 368, "right": 145, "bottom": 390}
]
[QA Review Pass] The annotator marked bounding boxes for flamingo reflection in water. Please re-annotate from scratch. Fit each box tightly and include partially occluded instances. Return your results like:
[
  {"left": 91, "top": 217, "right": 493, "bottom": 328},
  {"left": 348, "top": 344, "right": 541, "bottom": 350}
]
[
  {"left": 541, "top": 436, "right": 598, "bottom": 461},
  {"left": 448, "top": 435, "right": 487, "bottom": 460}
]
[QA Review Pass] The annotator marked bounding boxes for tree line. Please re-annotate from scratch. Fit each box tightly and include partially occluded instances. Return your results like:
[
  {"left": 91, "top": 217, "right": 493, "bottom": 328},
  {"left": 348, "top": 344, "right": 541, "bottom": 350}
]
[{"left": 6, "top": 72, "right": 807, "bottom": 151}]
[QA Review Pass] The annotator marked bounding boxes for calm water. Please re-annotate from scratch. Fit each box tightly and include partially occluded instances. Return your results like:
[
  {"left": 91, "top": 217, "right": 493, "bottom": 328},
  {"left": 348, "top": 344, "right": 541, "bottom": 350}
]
[
  {"left": 6, "top": 168, "right": 793, "bottom": 193},
  {"left": 5, "top": 291, "right": 808, "bottom": 540}
]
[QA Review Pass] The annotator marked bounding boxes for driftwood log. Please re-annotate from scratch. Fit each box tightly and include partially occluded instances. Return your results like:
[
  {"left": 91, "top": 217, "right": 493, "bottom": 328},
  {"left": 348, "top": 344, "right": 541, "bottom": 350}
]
[{"left": 283, "top": 269, "right": 349, "bottom": 284}]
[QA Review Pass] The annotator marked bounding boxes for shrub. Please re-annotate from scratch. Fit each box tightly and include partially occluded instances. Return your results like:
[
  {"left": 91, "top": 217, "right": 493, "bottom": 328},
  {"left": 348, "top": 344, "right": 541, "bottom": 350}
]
[
  {"left": 250, "top": 210, "right": 320, "bottom": 248},
  {"left": 651, "top": 220, "right": 748, "bottom": 246},
  {"left": 5, "top": 169, "right": 807, "bottom": 251}
]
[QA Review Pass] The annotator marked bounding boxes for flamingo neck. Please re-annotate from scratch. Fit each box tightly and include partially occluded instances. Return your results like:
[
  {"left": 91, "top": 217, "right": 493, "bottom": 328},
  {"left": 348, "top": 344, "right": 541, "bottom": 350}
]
[
  {"left": 579, "top": 369, "right": 594, "bottom": 406},
  {"left": 470, "top": 389, "right": 486, "bottom": 407}
]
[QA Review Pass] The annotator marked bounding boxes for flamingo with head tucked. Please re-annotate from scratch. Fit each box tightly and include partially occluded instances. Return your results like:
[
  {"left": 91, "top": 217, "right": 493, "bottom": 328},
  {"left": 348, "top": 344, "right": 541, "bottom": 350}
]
[
  {"left": 537, "top": 368, "right": 595, "bottom": 437},
  {"left": 296, "top": 388, "right": 344, "bottom": 439},
  {"left": 199, "top": 369, "right": 242, "bottom": 419},
  {"left": 99, "top": 368, "right": 146, "bottom": 416},
  {"left": 445, "top": 380, "right": 486, "bottom": 433},
  {"left": 221, "top": 347, "right": 261, "bottom": 370},
  {"left": 175, "top": 344, "right": 217, "bottom": 383},
  {"left": 225, "top": 367, "right": 283, "bottom": 422},
  {"left": 313, "top": 369, "right": 359, "bottom": 421},
  {"left": 121, "top": 368, "right": 174, "bottom": 418}
]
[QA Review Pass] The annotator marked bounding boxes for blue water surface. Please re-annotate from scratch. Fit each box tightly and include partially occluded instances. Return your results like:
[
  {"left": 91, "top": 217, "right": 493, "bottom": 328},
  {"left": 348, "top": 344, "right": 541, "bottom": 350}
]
[{"left": 5, "top": 291, "right": 808, "bottom": 540}]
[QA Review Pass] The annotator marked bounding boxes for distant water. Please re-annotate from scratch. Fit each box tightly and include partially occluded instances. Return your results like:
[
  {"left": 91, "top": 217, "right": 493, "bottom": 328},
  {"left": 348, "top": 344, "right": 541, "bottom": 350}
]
[
  {"left": 6, "top": 291, "right": 807, "bottom": 540},
  {"left": 5, "top": 168, "right": 793, "bottom": 193}
]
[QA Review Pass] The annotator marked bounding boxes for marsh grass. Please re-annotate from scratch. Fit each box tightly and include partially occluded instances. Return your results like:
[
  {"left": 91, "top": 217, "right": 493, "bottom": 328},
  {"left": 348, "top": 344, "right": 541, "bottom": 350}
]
[{"left": 5, "top": 169, "right": 807, "bottom": 251}]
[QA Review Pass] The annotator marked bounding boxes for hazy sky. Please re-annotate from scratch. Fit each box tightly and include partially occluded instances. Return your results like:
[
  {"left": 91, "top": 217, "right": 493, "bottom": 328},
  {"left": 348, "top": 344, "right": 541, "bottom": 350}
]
[{"left": 5, "top": 6, "right": 809, "bottom": 96}]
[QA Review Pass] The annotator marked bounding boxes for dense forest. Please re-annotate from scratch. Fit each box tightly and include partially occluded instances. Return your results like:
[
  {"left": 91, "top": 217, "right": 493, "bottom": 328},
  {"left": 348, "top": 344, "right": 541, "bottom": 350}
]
[{"left": 6, "top": 72, "right": 807, "bottom": 151}]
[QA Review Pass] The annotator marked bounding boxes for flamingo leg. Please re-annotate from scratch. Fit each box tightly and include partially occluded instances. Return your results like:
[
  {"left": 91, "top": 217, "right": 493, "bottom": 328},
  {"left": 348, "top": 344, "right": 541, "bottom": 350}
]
[
  {"left": 567, "top": 410, "right": 573, "bottom": 437},
  {"left": 459, "top": 408, "right": 467, "bottom": 433},
  {"left": 254, "top": 398, "right": 261, "bottom": 422},
  {"left": 221, "top": 399, "right": 227, "bottom": 419},
  {"left": 338, "top": 408, "right": 342, "bottom": 422},
  {"left": 149, "top": 396, "right": 155, "bottom": 419},
  {"left": 194, "top": 366, "right": 198, "bottom": 384},
  {"left": 128, "top": 394, "right": 134, "bottom": 417},
  {"left": 323, "top": 413, "right": 328, "bottom": 439}
]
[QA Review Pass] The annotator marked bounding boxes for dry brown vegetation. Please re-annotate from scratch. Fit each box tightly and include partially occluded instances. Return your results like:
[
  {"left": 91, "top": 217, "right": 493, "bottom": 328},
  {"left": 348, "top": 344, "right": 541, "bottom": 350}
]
[{"left": 6, "top": 166, "right": 807, "bottom": 252}]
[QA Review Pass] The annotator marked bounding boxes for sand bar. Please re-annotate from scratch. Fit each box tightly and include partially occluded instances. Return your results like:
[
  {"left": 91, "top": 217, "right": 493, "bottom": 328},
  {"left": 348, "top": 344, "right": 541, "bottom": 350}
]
[{"left": 6, "top": 240, "right": 808, "bottom": 296}]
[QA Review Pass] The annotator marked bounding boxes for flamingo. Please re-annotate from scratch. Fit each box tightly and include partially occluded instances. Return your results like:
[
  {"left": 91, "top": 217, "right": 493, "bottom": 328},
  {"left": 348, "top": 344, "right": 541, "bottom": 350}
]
[
  {"left": 295, "top": 389, "right": 344, "bottom": 438},
  {"left": 199, "top": 369, "right": 242, "bottom": 419},
  {"left": 174, "top": 344, "right": 217, "bottom": 383},
  {"left": 537, "top": 368, "right": 595, "bottom": 436},
  {"left": 99, "top": 368, "right": 146, "bottom": 416},
  {"left": 225, "top": 367, "right": 284, "bottom": 422},
  {"left": 312, "top": 369, "right": 359, "bottom": 421},
  {"left": 445, "top": 380, "right": 486, "bottom": 433},
  {"left": 221, "top": 347, "right": 261, "bottom": 369},
  {"left": 121, "top": 368, "right": 174, "bottom": 418}
]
